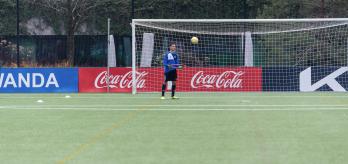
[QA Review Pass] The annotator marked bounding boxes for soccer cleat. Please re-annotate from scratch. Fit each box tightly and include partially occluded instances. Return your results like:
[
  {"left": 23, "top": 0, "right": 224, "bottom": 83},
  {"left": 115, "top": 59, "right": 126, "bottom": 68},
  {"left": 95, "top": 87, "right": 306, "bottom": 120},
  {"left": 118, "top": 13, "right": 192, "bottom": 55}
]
[
  {"left": 171, "top": 96, "right": 179, "bottom": 99},
  {"left": 160, "top": 96, "right": 166, "bottom": 100}
]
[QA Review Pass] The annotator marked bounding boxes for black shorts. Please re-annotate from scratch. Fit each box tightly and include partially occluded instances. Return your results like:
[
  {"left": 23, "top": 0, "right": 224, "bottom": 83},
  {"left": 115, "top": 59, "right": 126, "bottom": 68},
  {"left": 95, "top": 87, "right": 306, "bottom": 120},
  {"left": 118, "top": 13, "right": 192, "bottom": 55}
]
[{"left": 165, "top": 70, "right": 177, "bottom": 82}]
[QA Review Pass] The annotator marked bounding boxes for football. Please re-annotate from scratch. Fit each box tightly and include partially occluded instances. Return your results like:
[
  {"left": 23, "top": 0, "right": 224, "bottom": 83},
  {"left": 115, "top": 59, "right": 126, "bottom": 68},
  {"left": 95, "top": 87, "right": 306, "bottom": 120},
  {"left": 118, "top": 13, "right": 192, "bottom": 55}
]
[{"left": 191, "top": 36, "right": 199, "bottom": 44}]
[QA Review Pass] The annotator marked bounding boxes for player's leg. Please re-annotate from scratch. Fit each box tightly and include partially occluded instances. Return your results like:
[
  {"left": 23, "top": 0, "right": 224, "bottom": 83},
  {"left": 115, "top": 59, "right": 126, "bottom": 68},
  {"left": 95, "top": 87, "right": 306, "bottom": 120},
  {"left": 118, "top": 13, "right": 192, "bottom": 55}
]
[
  {"left": 161, "top": 81, "right": 166, "bottom": 97},
  {"left": 161, "top": 74, "right": 167, "bottom": 99},
  {"left": 171, "top": 81, "right": 177, "bottom": 98},
  {"left": 171, "top": 70, "right": 178, "bottom": 99}
]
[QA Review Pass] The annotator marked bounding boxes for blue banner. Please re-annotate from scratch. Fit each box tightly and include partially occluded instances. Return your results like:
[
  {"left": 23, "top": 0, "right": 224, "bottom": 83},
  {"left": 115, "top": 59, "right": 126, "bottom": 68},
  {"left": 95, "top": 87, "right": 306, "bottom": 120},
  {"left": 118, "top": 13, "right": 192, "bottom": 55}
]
[
  {"left": 262, "top": 67, "right": 348, "bottom": 92},
  {"left": 262, "top": 67, "right": 301, "bottom": 91},
  {"left": 0, "top": 68, "right": 78, "bottom": 93}
]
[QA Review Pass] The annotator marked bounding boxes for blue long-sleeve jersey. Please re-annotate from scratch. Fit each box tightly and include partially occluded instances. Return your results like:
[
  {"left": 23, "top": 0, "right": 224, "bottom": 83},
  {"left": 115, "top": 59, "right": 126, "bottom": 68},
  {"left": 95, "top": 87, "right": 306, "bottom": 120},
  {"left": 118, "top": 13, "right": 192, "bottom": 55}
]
[{"left": 163, "top": 51, "right": 180, "bottom": 73}]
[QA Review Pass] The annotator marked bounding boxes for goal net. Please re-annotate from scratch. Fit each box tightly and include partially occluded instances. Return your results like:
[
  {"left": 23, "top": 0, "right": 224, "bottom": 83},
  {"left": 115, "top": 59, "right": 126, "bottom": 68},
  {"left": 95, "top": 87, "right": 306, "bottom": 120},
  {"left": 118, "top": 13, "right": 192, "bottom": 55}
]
[{"left": 132, "top": 19, "right": 348, "bottom": 93}]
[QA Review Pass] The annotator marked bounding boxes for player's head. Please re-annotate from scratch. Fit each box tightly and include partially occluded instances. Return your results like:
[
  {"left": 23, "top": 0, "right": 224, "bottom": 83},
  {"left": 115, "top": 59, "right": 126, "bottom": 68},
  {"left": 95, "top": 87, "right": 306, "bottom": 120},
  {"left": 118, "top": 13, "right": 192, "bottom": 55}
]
[{"left": 169, "top": 42, "right": 176, "bottom": 52}]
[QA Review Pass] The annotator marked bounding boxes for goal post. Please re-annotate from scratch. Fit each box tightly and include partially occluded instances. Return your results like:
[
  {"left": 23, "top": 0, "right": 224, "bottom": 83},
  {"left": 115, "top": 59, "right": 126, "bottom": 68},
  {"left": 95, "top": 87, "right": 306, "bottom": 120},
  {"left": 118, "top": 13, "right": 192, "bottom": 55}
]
[
  {"left": 132, "top": 19, "right": 348, "bottom": 94},
  {"left": 132, "top": 20, "right": 137, "bottom": 94}
]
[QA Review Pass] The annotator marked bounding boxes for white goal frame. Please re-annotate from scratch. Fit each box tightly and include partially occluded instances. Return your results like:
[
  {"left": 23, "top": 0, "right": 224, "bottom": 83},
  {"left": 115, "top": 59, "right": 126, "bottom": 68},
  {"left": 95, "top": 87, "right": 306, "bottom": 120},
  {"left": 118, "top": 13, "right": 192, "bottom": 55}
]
[{"left": 131, "top": 18, "right": 348, "bottom": 94}]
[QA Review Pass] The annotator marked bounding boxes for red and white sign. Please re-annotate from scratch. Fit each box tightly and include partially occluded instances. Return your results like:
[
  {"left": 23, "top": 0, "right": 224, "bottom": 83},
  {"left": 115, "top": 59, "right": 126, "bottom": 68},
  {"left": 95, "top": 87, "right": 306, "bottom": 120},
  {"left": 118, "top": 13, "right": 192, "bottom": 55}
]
[
  {"left": 179, "top": 67, "right": 262, "bottom": 92},
  {"left": 79, "top": 67, "right": 262, "bottom": 93},
  {"left": 79, "top": 68, "right": 161, "bottom": 92}
]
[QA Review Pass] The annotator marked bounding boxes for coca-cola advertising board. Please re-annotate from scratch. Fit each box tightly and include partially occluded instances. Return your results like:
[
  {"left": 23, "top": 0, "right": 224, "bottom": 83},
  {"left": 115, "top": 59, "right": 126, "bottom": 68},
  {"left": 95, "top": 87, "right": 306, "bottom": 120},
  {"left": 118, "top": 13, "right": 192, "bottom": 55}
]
[
  {"left": 180, "top": 67, "right": 262, "bottom": 92},
  {"left": 78, "top": 68, "right": 156, "bottom": 92},
  {"left": 79, "top": 67, "right": 261, "bottom": 93}
]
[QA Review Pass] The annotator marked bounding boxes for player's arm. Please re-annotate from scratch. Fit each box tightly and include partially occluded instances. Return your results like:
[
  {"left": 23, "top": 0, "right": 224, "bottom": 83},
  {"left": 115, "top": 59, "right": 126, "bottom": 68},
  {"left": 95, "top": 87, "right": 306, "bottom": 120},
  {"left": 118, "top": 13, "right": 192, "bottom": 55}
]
[
  {"left": 175, "top": 55, "right": 182, "bottom": 69},
  {"left": 163, "top": 53, "right": 171, "bottom": 68},
  {"left": 167, "top": 55, "right": 181, "bottom": 69}
]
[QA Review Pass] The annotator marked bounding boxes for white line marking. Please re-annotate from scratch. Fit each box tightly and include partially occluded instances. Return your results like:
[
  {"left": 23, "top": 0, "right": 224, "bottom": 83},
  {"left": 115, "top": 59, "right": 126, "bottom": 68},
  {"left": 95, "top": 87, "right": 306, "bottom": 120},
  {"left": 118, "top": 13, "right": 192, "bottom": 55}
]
[
  {"left": 0, "top": 96, "right": 347, "bottom": 99},
  {"left": 0, "top": 107, "right": 347, "bottom": 111},
  {"left": 0, "top": 104, "right": 346, "bottom": 107}
]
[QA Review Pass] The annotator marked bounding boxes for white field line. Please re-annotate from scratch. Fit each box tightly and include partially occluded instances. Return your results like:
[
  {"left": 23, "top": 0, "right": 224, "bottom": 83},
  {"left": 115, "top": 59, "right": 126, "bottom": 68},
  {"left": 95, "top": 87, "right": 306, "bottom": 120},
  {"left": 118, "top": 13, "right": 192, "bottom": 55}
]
[
  {"left": 0, "top": 96, "right": 347, "bottom": 99},
  {"left": 0, "top": 104, "right": 347, "bottom": 107},
  {"left": 0, "top": 107, "right": 347, "bottom": 111}
]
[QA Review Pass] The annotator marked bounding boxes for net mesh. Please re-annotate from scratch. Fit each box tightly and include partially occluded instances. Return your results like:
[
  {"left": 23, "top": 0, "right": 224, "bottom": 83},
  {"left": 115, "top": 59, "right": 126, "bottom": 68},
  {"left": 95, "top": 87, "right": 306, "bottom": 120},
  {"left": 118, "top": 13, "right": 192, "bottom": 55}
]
[{"left": 133, "top": 19, "right": 348, "bottom": 93}]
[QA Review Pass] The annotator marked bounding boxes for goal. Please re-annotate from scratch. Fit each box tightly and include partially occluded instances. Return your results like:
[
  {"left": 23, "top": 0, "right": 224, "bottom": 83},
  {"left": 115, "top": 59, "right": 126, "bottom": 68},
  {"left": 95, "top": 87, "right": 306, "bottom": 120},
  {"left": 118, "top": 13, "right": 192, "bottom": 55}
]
[{"left": 131, "top": 19, "right": 348, "bottom": 94}]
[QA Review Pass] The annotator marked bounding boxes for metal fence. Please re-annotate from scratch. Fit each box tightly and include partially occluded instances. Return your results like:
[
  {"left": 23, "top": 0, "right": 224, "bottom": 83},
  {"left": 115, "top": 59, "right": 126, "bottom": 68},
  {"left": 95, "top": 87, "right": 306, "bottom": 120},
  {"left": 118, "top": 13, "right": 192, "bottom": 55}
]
[{"left": 0, "top": 35, "right": 131, "bottom": 67}]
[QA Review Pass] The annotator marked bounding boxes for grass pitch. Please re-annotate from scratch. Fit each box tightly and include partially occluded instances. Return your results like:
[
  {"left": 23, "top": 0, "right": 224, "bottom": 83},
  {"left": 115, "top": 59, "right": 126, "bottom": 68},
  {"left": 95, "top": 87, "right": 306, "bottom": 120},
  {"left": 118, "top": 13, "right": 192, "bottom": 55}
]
[{"left": 0, "top": 92, "right": 347, "bottom": 164}]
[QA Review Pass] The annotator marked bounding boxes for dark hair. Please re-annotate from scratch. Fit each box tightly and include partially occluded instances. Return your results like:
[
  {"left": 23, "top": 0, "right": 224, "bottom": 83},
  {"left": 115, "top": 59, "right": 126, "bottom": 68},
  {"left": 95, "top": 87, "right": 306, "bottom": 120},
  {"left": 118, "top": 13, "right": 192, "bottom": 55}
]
[{"left": 169, "top": 42, "right": 176, "bottom": 47}]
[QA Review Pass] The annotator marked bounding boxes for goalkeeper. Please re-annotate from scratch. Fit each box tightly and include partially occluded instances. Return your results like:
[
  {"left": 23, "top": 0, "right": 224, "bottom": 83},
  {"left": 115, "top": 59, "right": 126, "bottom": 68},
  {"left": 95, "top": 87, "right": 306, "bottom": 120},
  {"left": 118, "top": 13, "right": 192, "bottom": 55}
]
[{"left": 161, "top": 42, "right": 181, "bottom": 99}]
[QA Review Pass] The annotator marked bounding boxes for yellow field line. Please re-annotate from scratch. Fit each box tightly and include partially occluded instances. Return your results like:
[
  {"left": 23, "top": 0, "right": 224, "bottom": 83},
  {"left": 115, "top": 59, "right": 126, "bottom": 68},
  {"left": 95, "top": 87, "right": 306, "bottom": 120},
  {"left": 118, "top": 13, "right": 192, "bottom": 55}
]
[{"left": 56, "top": 108, "right": 145, "bottom": 164}]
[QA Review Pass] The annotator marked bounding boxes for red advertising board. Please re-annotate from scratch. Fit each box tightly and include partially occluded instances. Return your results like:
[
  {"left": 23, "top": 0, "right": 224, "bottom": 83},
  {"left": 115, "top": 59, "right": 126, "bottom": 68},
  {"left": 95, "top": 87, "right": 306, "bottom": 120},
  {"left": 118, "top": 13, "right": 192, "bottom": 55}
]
[
  {"left": 178, "top": 67, "right": 262, "bottom": 92},
  {"left": 79, "top": 67, "right": 262, "bottom": 93}
]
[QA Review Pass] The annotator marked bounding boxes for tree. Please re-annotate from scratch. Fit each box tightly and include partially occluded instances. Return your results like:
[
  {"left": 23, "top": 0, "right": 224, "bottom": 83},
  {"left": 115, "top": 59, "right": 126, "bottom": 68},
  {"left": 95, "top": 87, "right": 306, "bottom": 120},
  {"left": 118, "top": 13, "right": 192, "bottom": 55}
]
[
  {"left": 257, "top": 0, "right": 348, "bottom": 18},
  {"left": 0, "top": 0, "right": 16, "bottom": 35},
  {"left": 26, "top": 0, "right": 128, "bottom": 65}
]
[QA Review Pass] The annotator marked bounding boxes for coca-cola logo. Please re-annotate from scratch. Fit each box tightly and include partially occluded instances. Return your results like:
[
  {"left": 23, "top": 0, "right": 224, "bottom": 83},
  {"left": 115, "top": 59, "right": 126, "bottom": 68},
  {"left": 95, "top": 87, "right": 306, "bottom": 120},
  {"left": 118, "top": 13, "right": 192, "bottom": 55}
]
[
  {"left": 94, "top": 71, "right": 148, "bottom": 89},
  {"left": 190, "top": 71, "right": 244, "bottom": 89}
]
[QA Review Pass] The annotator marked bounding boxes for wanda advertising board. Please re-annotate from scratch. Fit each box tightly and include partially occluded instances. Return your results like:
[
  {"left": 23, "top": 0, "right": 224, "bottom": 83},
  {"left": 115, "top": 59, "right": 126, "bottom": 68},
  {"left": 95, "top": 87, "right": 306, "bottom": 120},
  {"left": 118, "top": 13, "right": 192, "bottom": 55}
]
[
  {"left": 0, "top": 68, "right": 78, "bottom": 93},
  {"left": 79, "top": 67, "right": 262, "bottom": 93}
]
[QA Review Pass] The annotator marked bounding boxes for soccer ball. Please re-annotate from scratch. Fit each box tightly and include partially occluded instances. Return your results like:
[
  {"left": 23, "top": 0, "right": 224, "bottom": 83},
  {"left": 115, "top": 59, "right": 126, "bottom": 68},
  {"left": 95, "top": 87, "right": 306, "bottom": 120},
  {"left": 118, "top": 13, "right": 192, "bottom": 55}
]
[{"left": 191, "top": 36, "right": 199, "bottom": 44}]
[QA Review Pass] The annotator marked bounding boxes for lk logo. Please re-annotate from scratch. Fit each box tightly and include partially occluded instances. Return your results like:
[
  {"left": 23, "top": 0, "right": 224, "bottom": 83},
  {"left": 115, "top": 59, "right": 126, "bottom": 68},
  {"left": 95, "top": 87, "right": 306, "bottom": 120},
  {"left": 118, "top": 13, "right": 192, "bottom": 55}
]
[{"left": 300, "top": 67, "right": 348, "bottom": 91}]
